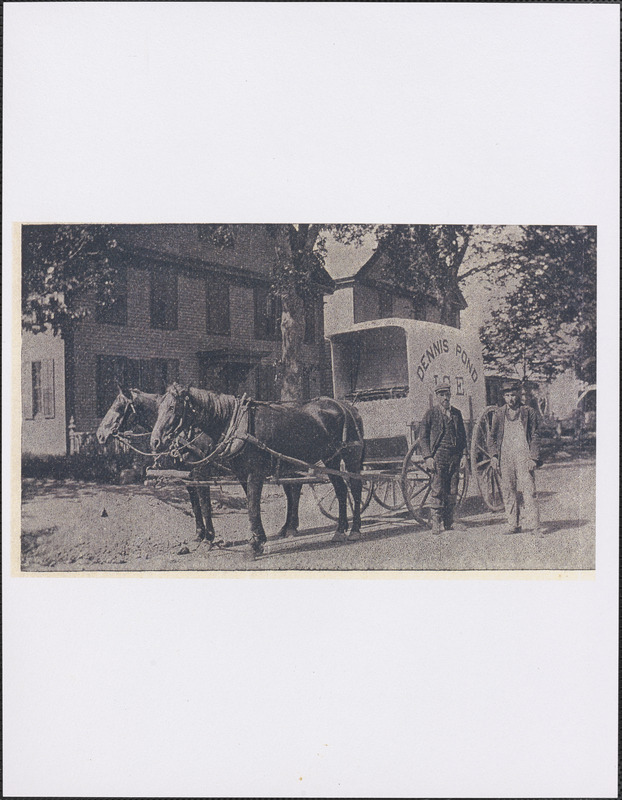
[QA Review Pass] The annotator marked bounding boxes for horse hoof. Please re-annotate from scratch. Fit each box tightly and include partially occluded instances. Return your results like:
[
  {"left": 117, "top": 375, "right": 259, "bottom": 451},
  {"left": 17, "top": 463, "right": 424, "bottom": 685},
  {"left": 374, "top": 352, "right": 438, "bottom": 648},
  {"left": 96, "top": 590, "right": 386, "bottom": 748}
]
[
  {"left": 275, "top": 528, "right": 289, "bottom": 539},
  {"left": 331, "top": 531, "right": 347, "bottom": 543},
  {"left": 251, "top": 540, "right": 265, "bottom": 556},
  {"left": 347, "top": 530, "right": 361, "bottom": 542}
]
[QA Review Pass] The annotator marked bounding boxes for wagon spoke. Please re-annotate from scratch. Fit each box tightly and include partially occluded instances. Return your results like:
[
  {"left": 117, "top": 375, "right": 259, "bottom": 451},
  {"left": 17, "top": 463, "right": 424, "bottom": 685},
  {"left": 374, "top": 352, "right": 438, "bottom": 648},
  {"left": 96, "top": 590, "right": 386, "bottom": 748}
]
[
  {"left": 381, "top": 482, "right": 391, "bottom": 504},
  {"left": 475, "top": 444, "right": 493, "bottom": 461},
  {"left": 408, "top": 480, "right": 431, "bottom": 500}
]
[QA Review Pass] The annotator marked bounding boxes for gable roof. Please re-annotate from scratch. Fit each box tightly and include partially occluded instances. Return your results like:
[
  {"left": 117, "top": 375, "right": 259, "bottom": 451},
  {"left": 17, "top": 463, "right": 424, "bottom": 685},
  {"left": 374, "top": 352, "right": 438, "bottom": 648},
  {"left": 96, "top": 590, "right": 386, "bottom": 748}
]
[{"left": 335, "top": 245, "right": 467, "bottom": 309}]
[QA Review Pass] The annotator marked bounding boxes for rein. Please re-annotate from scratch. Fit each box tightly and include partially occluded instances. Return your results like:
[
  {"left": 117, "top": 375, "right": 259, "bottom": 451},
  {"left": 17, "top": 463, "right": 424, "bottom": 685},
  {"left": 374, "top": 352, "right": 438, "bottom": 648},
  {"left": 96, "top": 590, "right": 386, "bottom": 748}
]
[
  {"left": 113, "top": 431, "right": 157, "bottom": 456},
  {"left": 154, "top": 393, "right": 250, "bottom": 466},
  {"left": 108, "top": 396, "right": 155, "bottom": 456}
]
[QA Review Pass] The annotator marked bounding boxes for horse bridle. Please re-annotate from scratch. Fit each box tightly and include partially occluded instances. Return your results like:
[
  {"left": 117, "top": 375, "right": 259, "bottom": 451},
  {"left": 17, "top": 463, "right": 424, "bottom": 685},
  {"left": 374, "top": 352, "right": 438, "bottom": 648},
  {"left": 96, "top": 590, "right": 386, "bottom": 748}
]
[
  {"left": 112, "top": 396, "right": 137, "bottom": 436},
  {"left": 172, "top": 392, "right": 194, "bottom": 438}
]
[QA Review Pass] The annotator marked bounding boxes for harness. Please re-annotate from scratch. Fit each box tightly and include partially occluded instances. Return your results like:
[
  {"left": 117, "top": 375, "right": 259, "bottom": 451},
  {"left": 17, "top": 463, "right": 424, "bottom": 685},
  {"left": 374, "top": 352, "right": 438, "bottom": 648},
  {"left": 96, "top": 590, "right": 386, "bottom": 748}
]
[
  {"left": 167, "top": 393, "right": 252, "bottom": 467},
  {"left": 110, "top": 398, "right": 158, "bottom": 456},
  {"left": 130, "top": 391, "right": 365, "bottom": 479}
]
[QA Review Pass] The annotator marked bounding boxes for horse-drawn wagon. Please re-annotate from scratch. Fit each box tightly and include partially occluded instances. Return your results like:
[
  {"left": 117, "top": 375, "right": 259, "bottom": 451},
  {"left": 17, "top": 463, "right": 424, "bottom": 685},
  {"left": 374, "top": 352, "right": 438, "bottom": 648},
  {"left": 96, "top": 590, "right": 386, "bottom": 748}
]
[
  {"left": 98, "top": 318, "right": 504, "bottom": 553},
  {"left": 310, "top": 318, "right": 504, "bottom": 521}
]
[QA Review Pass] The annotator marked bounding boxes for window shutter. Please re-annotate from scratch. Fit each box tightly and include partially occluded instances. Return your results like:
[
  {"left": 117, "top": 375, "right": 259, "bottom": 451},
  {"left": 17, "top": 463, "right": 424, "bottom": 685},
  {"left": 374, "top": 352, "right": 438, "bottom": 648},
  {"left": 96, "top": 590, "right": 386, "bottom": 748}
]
[
  {"left": 42, "top": 359, "right": 55, "bottom": 418},
  {"left": 22, "top": 360, "right": 34, "bottom": 419}
]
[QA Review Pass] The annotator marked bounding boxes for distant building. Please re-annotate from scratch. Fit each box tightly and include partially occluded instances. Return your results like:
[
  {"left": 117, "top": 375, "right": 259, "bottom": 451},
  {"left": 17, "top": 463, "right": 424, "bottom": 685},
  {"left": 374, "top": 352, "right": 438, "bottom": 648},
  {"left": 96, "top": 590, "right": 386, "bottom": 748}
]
[
  {"left": 324, "top": 245, "right": 467, "bottom": 336},
  {"left": 22, "top": 224, "right": 333, "bottom": 455}
]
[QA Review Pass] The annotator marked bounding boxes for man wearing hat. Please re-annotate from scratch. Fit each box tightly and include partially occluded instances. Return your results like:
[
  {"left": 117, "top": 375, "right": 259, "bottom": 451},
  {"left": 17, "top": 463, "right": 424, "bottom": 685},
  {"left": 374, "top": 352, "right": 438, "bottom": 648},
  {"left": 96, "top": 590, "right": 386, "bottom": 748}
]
[
  {"left": 489, "top": 380, "right": 542, "bottom": 535},
  {"left": 418, "top": 382, "right": 469, "bottom": 534}
]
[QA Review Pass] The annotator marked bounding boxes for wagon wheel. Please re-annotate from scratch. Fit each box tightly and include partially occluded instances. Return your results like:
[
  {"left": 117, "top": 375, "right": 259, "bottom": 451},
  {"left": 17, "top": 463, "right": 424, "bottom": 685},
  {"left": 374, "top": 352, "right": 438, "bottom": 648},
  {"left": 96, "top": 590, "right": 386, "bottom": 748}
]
[
  {"left": 311, "top": 475, "right": 374, "bottom": 522},
  {"left": 470, "top": 406, "right": 505, "bottom": 511},
  {"left": 400, "top": 438, "right": 469, "bottom": 524},
  {"left": 372, "top": 475, "right": 406, "bottom": 511}
]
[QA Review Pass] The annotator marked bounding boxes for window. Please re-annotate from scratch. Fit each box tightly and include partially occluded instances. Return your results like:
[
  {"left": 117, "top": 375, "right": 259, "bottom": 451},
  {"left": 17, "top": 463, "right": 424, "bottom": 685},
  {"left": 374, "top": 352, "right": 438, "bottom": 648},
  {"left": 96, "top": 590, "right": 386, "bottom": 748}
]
[
  {"left": 378, "top": 290, "right": 394, "bottom": 318},
  {"left": 254, "top": 287, "right": 281, "bottom": 341},
  {"left": 96, "top": 355, "right": 179, "bottom": 415},
  {"left": 150, "top": 267, "right": 178, "bottom": 329},
  {"left": 206, "top": 281, "right": 230, "bottom": 335},
  {"left": 304, "top": 301, "right": 317, "bottom": 344},
  {"left": 96, "top": 266, "right": 127, "bottom": 326}
]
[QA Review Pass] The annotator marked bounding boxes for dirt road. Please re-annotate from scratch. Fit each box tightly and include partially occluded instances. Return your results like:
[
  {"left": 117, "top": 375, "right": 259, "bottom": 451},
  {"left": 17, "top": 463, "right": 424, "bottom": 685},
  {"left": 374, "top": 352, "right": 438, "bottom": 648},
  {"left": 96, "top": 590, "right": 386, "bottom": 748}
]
[{"left": 20, "top": 452, "right": 595, "bottom": 573}]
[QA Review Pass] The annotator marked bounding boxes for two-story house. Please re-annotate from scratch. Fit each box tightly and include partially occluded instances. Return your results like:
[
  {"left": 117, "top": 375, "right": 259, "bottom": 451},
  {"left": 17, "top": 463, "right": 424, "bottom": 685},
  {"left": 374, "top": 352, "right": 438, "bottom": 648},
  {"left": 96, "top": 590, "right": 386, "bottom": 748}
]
[
  {"left": 324, "top": 242, "right": 467, "bottom": 336},
  {"left": 22, "top": 224, "right": 333, "bottom": 455}
]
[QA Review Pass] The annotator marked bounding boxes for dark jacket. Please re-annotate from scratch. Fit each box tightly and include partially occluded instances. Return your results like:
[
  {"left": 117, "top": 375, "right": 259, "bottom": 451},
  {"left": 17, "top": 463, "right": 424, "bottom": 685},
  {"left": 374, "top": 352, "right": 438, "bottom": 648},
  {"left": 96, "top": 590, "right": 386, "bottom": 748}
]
[
  {"left": 488, "top": 404, "right": 541, "bottom": 465},
  {"left": 418, "top": 405, "right": 468, "bottom": 460}
]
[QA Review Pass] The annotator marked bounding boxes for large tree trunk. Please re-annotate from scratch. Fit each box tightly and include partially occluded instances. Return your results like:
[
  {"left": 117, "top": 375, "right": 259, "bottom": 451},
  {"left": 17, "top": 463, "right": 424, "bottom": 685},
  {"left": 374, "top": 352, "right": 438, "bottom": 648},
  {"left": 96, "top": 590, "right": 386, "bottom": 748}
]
[
  {"left": 280, "top": 288, "right": 305, "bottom": 401},
  {"left": 272, "top": 225, "right": 307, "bottom": 402}
]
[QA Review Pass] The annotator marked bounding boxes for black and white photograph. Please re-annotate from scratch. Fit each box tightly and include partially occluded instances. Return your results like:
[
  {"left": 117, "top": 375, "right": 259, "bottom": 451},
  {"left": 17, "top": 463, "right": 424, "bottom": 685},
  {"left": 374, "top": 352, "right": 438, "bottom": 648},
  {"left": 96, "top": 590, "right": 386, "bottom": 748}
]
[
  {"left": 20, "top": 222, "right": 596, "bottom": 572},
  {"left": 3, "top": 4, "right": 618, "bottom": 798}
]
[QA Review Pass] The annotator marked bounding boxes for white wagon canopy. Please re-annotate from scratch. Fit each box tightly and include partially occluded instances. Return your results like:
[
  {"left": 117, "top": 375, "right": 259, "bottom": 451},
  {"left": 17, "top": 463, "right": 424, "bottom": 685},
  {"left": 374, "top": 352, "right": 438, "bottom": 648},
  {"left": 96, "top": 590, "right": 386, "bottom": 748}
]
[{"left": 328, "top": 319, "right": 486, "bottom": 442}]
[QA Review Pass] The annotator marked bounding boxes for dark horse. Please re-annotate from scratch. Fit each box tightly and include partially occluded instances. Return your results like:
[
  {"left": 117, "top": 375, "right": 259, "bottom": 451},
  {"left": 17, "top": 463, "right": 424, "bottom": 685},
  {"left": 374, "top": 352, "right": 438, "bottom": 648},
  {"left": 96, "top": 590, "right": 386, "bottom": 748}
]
[
  {"left": 150, "top": 383, "right": 365, "bottom": 555},
  {"left": 96, "top": 386, "right": 218, "bottom": 543}
]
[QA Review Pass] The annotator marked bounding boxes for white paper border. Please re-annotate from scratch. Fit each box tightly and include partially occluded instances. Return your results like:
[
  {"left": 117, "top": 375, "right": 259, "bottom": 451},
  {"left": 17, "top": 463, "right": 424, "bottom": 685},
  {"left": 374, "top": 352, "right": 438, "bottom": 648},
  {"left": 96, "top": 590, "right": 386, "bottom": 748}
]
[{"left": 3, "top": 4, "right": 619, "bottom": 797}]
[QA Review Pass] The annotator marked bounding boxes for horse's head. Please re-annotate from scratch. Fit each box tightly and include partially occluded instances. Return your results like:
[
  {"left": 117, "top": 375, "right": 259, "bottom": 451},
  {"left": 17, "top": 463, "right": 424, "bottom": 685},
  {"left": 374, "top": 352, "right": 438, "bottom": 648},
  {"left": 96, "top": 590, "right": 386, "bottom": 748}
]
[
  {"left": 150, "top": 383, "right": 192, "bottom": 452},
  {"left": 96, "top": 384, "right": 137, "bottom": 444}
]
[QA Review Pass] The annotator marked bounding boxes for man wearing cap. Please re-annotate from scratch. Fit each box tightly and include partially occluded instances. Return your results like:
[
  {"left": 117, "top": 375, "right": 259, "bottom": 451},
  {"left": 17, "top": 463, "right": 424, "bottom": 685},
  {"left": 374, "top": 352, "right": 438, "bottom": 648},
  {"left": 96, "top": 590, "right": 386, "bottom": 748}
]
[
  {"left": 418, "top": 383, "right": 469, "bottom": 535},
  {"left": 489, "top": 381, "right": 542, "bottom": 535}
]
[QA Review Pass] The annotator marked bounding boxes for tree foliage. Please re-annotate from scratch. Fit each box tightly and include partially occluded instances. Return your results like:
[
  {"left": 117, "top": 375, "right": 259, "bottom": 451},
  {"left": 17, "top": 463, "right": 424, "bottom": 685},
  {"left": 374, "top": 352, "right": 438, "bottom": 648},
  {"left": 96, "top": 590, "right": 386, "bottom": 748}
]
[
  {"left": 479, "top": 226, "right": 596, "bottom": 382},
  {"left": 372, "top": 225, "right": 472, "bottom": 323},
  {"left": 22, "top": 222, "right": 596, "bottom": 402},
  {"left": 22, "top": 224, "right": 121, "bottom": 335}
]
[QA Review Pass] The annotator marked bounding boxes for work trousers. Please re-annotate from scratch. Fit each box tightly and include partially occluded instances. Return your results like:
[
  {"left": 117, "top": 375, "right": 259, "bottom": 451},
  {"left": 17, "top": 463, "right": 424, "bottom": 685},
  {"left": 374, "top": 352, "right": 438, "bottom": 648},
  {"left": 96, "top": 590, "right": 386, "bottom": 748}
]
[
  {"left": 430, "top": 455, "right": 461, "bottom": 511},
  {"left": 500, "top": 454, "right": 540, "bottom": 530}
]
